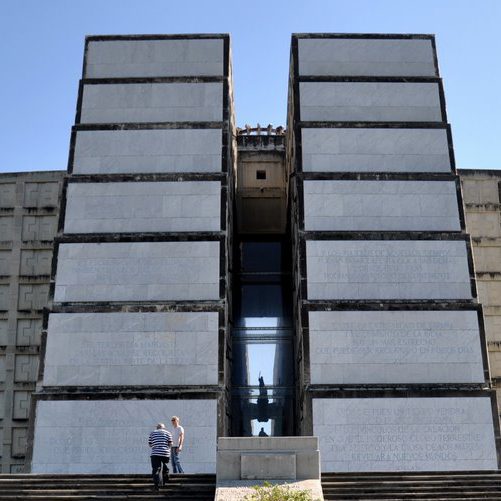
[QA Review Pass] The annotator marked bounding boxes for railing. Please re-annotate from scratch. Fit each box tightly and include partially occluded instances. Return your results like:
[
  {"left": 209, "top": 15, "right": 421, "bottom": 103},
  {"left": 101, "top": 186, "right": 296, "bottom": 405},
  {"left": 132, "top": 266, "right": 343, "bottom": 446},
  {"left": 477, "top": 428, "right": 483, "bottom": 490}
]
[{"left": 236, "top": 123, "right": 286, "bottom": 136}]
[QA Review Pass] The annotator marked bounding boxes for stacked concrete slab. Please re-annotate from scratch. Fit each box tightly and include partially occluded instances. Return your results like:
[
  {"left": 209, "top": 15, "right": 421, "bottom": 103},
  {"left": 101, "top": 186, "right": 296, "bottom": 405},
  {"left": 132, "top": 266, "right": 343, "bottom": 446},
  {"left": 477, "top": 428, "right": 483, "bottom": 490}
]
[
  {"left": 0, "top": 171, "right": 63, "bottom": 473},
  {"left": 29, "top": 35, "right": 235, "bottom": 474},
  {"left": 287, "top": 34, "right": 500, "bottom": 472}
]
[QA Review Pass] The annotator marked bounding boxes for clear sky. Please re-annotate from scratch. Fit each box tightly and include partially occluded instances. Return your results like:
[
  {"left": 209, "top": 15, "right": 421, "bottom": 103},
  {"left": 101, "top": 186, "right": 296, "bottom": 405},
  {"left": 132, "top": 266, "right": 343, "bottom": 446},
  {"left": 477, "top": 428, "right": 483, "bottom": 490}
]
[{"left": 1, "top": 0, "right": 500, "bottom": 172}]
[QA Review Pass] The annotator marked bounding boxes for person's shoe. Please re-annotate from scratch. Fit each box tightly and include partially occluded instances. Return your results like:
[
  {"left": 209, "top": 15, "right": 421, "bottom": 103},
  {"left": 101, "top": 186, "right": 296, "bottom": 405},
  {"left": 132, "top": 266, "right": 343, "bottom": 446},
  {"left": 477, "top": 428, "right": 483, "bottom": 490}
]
[{"left": 153, "top": 484, "right": 159, "bottom": 492}]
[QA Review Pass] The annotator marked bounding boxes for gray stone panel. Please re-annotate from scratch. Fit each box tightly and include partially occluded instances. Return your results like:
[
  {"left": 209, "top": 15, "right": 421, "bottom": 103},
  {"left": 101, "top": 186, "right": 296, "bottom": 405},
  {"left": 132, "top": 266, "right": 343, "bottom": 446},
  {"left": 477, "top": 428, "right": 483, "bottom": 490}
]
[
  {"left": 12, "top": 391, "right": 31, "bottom": 420},
  {"left": 0, "top": 217, "right": 14, "bottom": 240},
  {"left": 0, "top": 184, "right": 15, "bottom": 208},
  {"left": 0, "top": 356, "right": 5, "bottom": 381},
  {"left": 86, "top": 39, "right": 224, "bottom": 78},
  {"left": 309, "top": 311, "right": 484, "bottom": 384},
  {"left": 18, "top": 285, "right": 49, "bottom": 310},
  {"left": 14, "top": 355, "right": 38, "bottom": 382},
  {"left": 0, "top": 320, "right": 7, "bottom": 345},
  {"left": 64, "top": 181, "right": 221, "bottom": 233},
  {"left": 80, "top": 83, "right": 223, "bottom": 123},
  {"left": 16, "top": 319, "right": 42, "bottom": 346},
  {"left": 304, "top": 181, "right": 460, "bottom": 231},
  {"left": 298, "top": 38, "right": 436, "bottom": 76},
  {"left": 73, "top": 129, "right": 222, "bottom": 174},
  {"left": 0, "top": 392, "right": 4, "bottom": 419},
  {"left": 301, "top": 128, "right": 451, "bottom": 173},
  {"left": 31, "top": 399, "right": 217, "bottom": 473},
  {"left": 306, "top": 240, "right": 472, "bottom": 300},
  {"left": 313, "top": 397, "right": 498, "bottom": 471},
  {"left": 19, "top": 250, "right": 52, "bottom": 276},
  {"left": 54, "top": 241, "right": 220, "bottom": 302},
  {"left": 11, "top": 428, "right": 27, "bottom": 457},
  {"left": 0, "top": 286, "right": 10, "bottom": 311},
  {"left": 23, "top": 182, "right": 60, "bottom": 208},
  {"left": 300, "top": 82, "right": 442, "bottom": 122},
  {"left": 0, "top": 251, "right": 11, "bottom": 275},
  {"left": 43, "top": 312, "right": 219, "bottom": 386},
  {"left": 22, "top": 216, "right": 58, "bottom": 241}
]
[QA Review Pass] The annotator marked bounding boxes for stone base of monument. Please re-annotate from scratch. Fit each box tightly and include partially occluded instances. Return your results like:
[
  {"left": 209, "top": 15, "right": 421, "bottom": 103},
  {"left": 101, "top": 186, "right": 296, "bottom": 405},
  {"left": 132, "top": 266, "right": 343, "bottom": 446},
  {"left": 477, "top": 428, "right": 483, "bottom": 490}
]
[{"left": 215, "top": 437, "right": 324, "bottom": 501}]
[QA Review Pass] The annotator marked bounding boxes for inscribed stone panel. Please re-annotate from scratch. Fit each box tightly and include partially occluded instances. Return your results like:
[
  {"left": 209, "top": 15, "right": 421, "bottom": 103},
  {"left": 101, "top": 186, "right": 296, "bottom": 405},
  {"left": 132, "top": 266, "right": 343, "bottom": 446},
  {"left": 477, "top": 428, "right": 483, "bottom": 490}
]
[
  {"left": 19, "top": 250, "right": 52, "bottom": 276},
  {"left": 298, "top": 38, "right": 436, "bottom": 77},
  {"left": 301, "top": 128, "right": 451, "bottom": 173},
  {"left": 0, "top": 184, "right": 16, "bottom": 208},
  {"left": 72, "top": 129, "right": 222, "bottom": 175},
  {"left": 313, "top": 397, "right": 498, "bottom": 472},
  {"left": 80, "top": 83, "right": 222, "bottom": 123},
  {"left": 18, "top": 285, "right": 49, "bottom": 310},
  {"left": 16, "top": 319, "right": 42, "bottom": 346},
  {"left": 64, "top": 181, "right": 221, "bottom": 233},
  {"left": 309, "top": 310, "right": 484, "bottom": 384},
  {"left": 300, "top": 82, "right": 442, "bottom": 122},
  {"left": 0, "top": 251, "right": 10, "bottom": 275},
  {"left": 14, "top": 355, "right": 39, "bottom": 382},
  {"left": 11, "top": 428, "right": 27, "bottom": 457},
  {"left": 86, "top": 39, "right": 224, "bottom": 78},
  {"left": 0, "top": 217, "right": 14, "bottom": 241},
  {"left": 31, "top": 399, "right": 217, "bottom": 473},
  {"left": 306, "top": 240, "right": 472, "bottom": 300},
  {"left": 0, "top": 320, "right": 6, "bottom": 345},
  {"left": 23, "top": 182, "right": 60, "bottom": 208},
  {"left": 22, "top": 216, "right": 58, "bottom": 241},
  {"left": 43, "top": 312, "right": 219, "bottom": 386},
  {"left": 13, "top": 391, "right": 31, "bottom": 420},
  {"left": 303, "top": 181, "right": 460, "bottom": 231},
  {"left": 54, "top": 241, "right": 220, "bottom": 302},
  {"left": 0, "top": 286, "right": 9, "bottom": 311}
]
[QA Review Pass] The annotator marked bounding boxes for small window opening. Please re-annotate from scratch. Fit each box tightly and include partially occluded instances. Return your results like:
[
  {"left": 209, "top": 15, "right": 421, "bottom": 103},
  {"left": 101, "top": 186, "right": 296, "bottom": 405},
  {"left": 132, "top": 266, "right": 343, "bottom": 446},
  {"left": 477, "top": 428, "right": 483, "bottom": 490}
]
[{"left": 256, "top": 170, "right": 267, "bottom": 180}]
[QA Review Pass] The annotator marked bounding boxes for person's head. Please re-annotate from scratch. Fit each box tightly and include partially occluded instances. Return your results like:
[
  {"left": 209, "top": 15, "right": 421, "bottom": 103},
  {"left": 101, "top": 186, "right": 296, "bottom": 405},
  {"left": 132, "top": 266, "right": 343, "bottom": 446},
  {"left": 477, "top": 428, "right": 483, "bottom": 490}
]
[
  {"left": 171, "top": 416, "right": 180, "bottom": 426},
  {"left": 156, "top": 423, "right": 165, "bottom": 430}
]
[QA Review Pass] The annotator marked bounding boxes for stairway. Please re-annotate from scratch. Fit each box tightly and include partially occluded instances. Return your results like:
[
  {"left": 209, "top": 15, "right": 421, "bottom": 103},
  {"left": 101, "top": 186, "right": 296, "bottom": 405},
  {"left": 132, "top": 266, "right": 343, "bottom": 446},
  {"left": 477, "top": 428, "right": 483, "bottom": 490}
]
[
  {"left": 0, "top": 473, "right": 216, "bottom": 500},
  {"left": 321, "top": 471, "right": 501, "bottom": 500}
]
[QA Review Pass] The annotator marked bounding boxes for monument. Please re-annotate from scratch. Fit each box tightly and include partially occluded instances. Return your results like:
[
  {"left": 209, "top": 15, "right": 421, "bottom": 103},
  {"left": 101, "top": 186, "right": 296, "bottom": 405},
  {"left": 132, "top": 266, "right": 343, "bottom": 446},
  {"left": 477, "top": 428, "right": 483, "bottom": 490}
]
[{"left": 18, "top": 33, "right": 500, "bottom": 475}]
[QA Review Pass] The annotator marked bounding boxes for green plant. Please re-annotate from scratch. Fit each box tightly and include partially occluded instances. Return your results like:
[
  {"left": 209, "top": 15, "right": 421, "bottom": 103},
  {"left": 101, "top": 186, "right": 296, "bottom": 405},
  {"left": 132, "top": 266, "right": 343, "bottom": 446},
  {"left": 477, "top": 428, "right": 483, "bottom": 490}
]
[{"left": 243, "top": 481, "right": 319, "bottom": 501}]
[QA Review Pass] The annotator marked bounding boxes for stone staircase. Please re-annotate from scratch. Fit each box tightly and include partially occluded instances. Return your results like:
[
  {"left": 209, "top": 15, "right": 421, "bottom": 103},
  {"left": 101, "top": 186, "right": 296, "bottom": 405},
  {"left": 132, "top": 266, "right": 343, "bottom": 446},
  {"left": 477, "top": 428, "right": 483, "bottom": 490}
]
[
  {"left": 0, "top": 474, "right": 216, "bottom": 500},
  {"left": 321, "top": 471, "right": 501, "bottom": 500}
]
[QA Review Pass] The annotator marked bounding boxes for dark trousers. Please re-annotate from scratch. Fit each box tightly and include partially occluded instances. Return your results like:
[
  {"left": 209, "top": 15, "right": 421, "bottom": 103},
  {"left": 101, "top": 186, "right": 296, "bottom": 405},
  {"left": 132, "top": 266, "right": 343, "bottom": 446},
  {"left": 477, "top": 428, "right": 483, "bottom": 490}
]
[{"left": 150, "top": 455, "right": 170, "bottom": 486}]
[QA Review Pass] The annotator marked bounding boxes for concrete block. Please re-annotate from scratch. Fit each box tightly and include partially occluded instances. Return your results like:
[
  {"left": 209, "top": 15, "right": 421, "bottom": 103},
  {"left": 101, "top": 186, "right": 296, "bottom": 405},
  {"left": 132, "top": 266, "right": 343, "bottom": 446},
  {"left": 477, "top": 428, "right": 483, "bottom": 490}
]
[
  {"left": 300, "top": 82, "right": 442, "bottom": 122},
  {"left": 0, "top": 250, "right": 11, "bottom": 275},
  {"left": 0, "top": 183, "right": 16, "bottom": 208},
  {"left": 298, "top": 38, "right": 435, "bottom": 76},
  {"left": 19, "top": 250, "right": 52, "bottom": 276},
  {"left": 241, "top": 454, "right": 296, "bottom": 480},
  {"left": 313, "top": 397, "right": 498, "bottom": 471},
  {"left": 306, "top": 240, "right": 472, "bottom": 300},
  {"left": 466, "top": 211, "right": 501, "bottom": 238},
  {"left": 304, "top": 180, "right": 460, "bottom": 231},
  {"left": 80, "top": 83, "right": 222, "bottom": 123},
  {"left": 16, "top": 319, "right": 42, "bottom": 346},
  {"left": 301, "top": 128, "right": 451, "bottom": 173},
  {"left": 54, "top": 241, "right": 220, "bottom": 302},
  {"left": 31, "top": 399, "right": 217, "bottom": 473},
  {"left": 22, "top": 216, "right": 58, "bottom": 241},
  {"left": 12, "top": 391, "right": 31, "bottom": 419},
  {"left": 14, "top": 354, "right": 38, "bottom": 382},
  {"left": 23, "top": 182, "right": 60, "bottom": 208},
  {"left": 64, "top": 181, "right": 221, "bottom": 233},
  {"left": 0, "top": 320, "right": 7, "bottom": 345},
  {"left": 18, "top": 285, "right": 49, "bottom": 310},
  {"left": 86, "top": 39, "right": 224, "bottom": 78},
  {"left": 0, "top": 216, "right": 14, "bottom": 240},
  {"left": 11, "top": 428, "right": 27, "bottom": 456},
  {"left": 461, "top": 178, "right": 500, "bottom": 205},
  {"left": 73, "top": 128, "right": 222, "bottom": 174},
  {"left": 0, "top": 286, "right": 9, "bottom": 310},
  {"left": 309, "top": 310, "right": 485, "bottom": 384},
  {"left": 43, "top": 312, "right": 219, "bottom": 386}
]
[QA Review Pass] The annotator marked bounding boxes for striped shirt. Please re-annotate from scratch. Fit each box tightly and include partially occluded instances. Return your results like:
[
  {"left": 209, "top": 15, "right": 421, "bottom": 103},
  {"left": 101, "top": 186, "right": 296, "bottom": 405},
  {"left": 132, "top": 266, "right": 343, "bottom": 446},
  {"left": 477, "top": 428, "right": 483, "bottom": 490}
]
[{"left": 149, "top": 429, "right": 173, "bottom": 457}]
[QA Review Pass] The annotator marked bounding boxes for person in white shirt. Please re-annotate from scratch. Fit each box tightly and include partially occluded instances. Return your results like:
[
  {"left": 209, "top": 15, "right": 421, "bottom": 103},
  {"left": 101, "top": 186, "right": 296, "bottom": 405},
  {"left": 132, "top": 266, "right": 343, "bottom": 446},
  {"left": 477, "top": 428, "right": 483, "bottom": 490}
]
[{"left": 170, "top": 415, "right": 185, "bottom": 473}]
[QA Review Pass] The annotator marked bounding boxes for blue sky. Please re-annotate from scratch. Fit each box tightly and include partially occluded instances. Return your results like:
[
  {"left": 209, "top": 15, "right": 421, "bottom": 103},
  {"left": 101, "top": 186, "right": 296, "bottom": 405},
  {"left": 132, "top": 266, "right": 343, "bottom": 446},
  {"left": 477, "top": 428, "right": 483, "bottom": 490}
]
[{"left": 1, "top": 0, "right": 500, "bottom": 172}]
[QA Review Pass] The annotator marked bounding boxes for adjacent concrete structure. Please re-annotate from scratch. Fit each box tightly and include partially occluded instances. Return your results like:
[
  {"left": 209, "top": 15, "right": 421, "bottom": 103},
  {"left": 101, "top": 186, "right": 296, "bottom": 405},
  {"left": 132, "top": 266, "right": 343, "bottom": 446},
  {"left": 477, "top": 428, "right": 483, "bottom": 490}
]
[{"left": 0, "top": 171, "right": 64, "bottom": 473}]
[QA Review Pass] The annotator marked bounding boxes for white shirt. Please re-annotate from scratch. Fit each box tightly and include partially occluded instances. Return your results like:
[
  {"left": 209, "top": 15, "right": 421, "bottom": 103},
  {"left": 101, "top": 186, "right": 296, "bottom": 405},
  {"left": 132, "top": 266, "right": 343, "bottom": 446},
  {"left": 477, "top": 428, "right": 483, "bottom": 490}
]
[{"left": 172, "top": 425, "right": 184, "bottom": 447}]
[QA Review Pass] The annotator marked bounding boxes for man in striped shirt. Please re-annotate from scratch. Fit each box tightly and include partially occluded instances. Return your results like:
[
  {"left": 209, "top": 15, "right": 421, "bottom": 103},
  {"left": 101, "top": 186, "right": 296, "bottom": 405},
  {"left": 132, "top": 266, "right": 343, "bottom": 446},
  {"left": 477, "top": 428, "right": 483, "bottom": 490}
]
[{"left": 148, "top": 423, "right": 173, "bottom": 490}]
